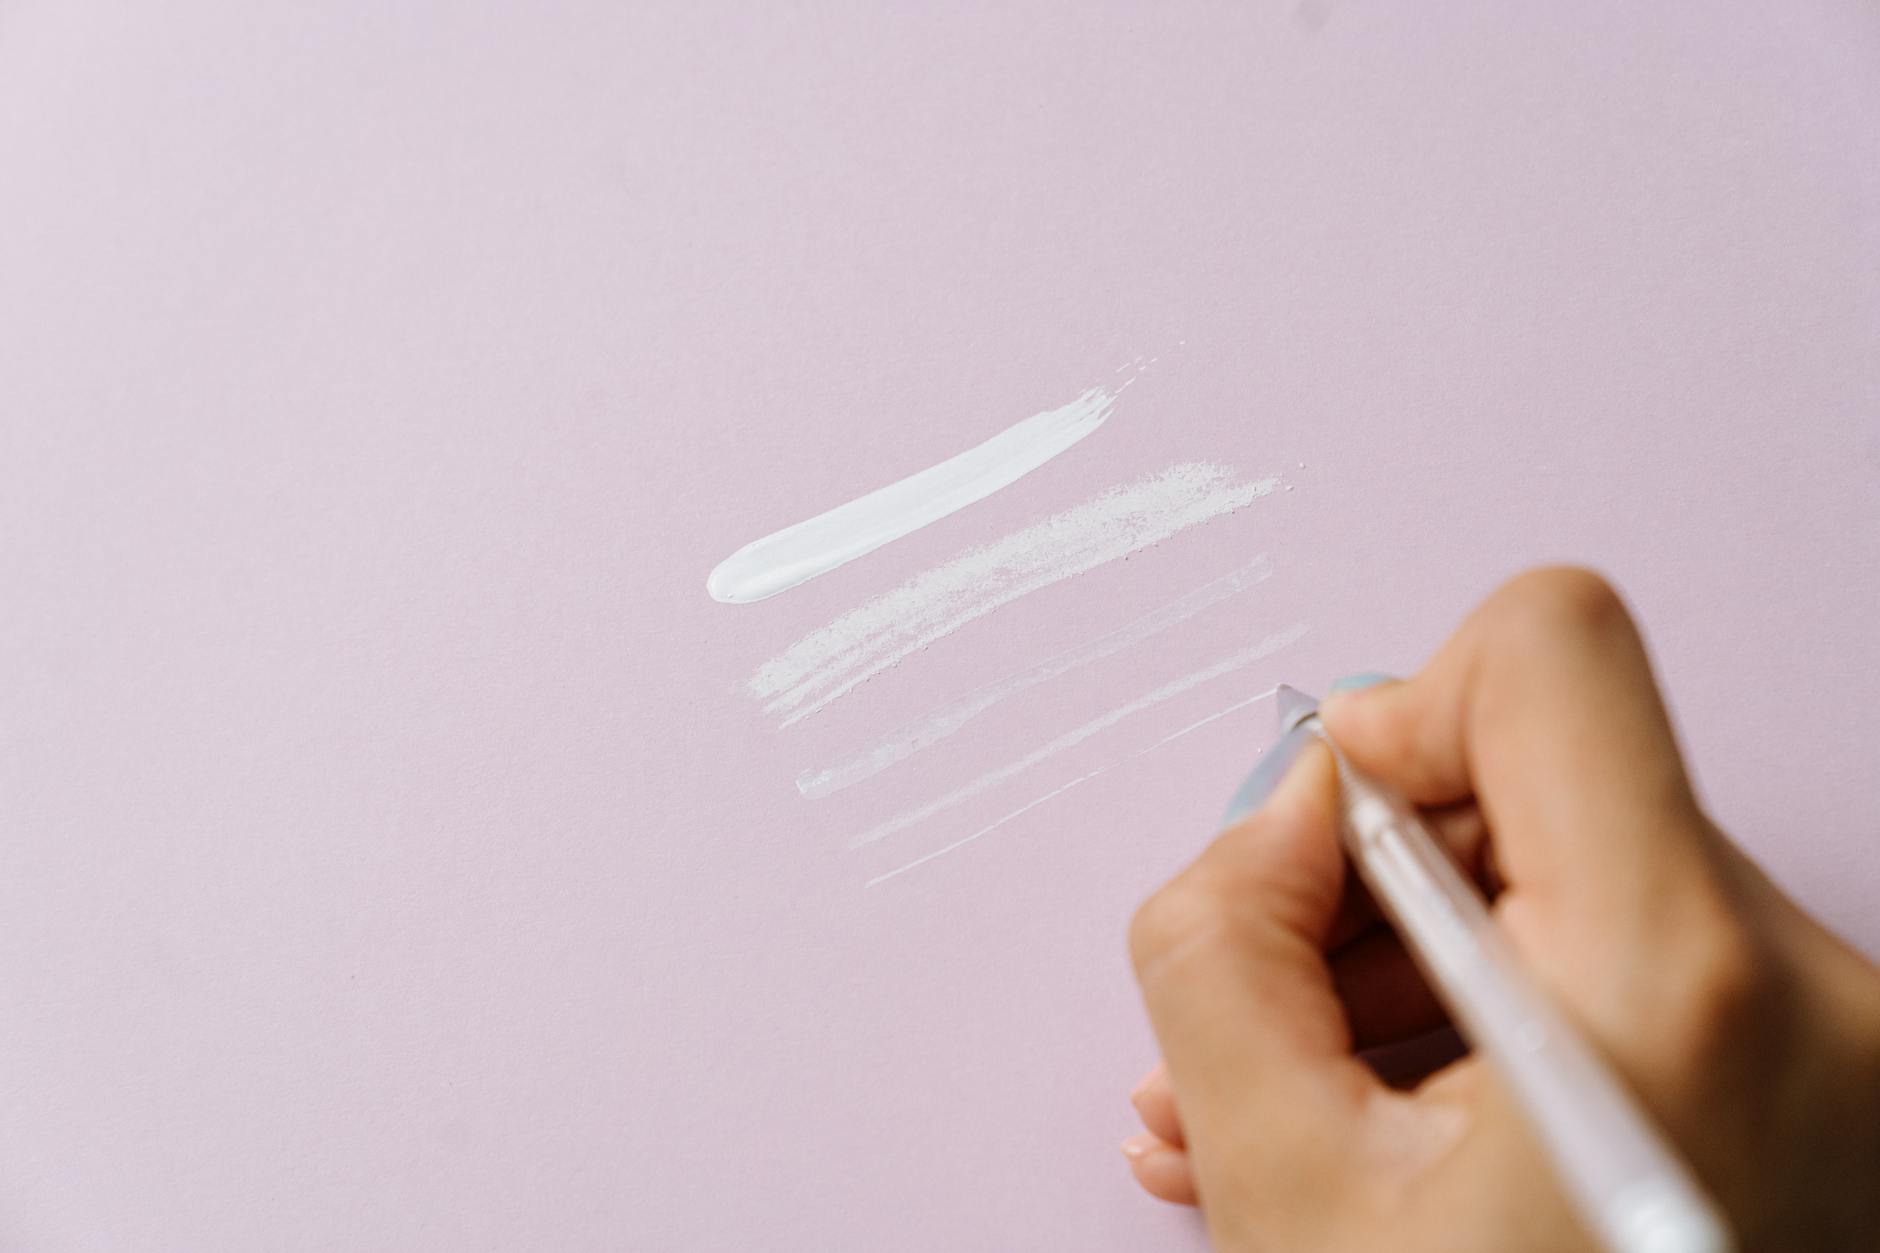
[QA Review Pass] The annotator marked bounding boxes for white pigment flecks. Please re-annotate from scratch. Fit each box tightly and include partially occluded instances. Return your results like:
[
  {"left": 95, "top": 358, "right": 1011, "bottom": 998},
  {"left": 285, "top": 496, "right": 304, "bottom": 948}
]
[
  {"left": 847, "top": 622, "right": 1307, "bottom": 849},
  {"left": 746, "top": 463, "right": 1283, "bottom": 725},
  {"left": 707, "top": 384, "right": 1122, "bottom": 604},
  {"left": 795, "top": 556, "right": 1274, "bottom": 799},
  {"left": 865, "top": 684, "right": 1285, "bottom": 886}
]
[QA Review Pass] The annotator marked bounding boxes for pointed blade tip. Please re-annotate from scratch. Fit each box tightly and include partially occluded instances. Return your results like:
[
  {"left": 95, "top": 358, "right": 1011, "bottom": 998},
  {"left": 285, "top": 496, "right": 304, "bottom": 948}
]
[{"left": 1274, "top": 684, "right": 1318, "bottom": 731}]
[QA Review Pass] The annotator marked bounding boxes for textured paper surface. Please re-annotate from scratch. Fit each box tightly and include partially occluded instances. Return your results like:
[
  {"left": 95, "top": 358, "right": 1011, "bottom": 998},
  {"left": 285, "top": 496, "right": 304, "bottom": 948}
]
[{"left": 2, "top": 3, "right": 1877, "bottom": 1249}]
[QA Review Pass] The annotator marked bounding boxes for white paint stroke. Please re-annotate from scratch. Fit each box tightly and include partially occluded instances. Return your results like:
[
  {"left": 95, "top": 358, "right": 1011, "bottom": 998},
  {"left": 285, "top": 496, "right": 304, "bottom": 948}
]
[
  {"left": 796, "top": 556, "right": 1275, "bottom": 799},
  {"left": 848, "top": 622, "right": 1307, "bottom": 850},
  {"left": 866, "top": 685, "right": 1283, "bottom": 886},
  {"left": 708, "top": 384, "right": 1121, "bottom": 605},
  {"left": 748, "top": 463, "right": 1283, "bottom": 726}
]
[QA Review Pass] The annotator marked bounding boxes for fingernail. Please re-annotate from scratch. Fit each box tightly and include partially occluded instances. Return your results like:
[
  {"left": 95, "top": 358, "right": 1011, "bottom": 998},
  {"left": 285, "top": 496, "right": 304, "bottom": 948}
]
[
  {"left": 1120, "top": 1133, "right": 1161, "bottom": 1162},
  {"left": 1330, "top": 672, "right": 1395, "bottom": 692},
  {"left": 1220, "top": 722, "right": 1313, "bottom": 827}
]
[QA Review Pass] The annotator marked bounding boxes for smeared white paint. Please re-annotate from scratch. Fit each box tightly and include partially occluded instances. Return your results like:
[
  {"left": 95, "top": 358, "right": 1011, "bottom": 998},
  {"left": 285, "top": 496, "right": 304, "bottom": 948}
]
[
  {"left": 848, "top": 622, "right": 1307, "bottom": 850},
  {"left": 796, "top": 557, "right": 1274, "bottom": 799},
  {"left": 747, "top": 463, "right": 1283, "bottom": 725},
  {"left": 707, "top": 385, "right": 1121, "bottom": 605},
  {"left": 865, "top": 685, "right": 1283, "bottom": 886}
]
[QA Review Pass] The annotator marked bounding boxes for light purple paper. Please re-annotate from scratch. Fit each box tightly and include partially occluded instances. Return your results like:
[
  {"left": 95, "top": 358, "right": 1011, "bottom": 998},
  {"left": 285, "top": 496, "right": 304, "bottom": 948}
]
[{"left": 1, "top": 2, "right": 1876, "bottom": 1249}]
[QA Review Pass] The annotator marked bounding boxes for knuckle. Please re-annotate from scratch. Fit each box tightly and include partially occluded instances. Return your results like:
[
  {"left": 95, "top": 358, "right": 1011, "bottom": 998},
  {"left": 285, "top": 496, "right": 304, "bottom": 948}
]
[
  {"left": 1679, "top": 923, "right": 1767, "bottom": 1040},
  {"left": 1494, "top": 566, "right": 1634, "bottom": 643},
  {"left": 1644, "top": 896, "right": 1776, "bottom": 1083},
  {"left": 1129, "top": 880, "right": 1236, "bottom": 977}
]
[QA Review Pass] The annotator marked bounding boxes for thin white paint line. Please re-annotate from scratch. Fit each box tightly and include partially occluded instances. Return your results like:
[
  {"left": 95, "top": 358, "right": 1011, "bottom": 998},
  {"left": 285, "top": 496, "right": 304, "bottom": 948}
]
[
  {"left": 1137, "top": 684, "right": 1282, "bottom": 750},
  {"left": 847, "top": 622, "right": 1307, "bottom": 850},
  {"left": 707, "top": 384, "right": 1121, "bottom": 605},
  {"left": 865, "top": 685, "right": 1282, "bottom": 887},
  {"left": 796, "top": 556, "right": 1275, "bottom": 799},
  {"left": 748, "top": 463, "right": 1284, "bottom": 726},
  {"left": 865, "top": 770, "right": 1108, "bottom": 887}
]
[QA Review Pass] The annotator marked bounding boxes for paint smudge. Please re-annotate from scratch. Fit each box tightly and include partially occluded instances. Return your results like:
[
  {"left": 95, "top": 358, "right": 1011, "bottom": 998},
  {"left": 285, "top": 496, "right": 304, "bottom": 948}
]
[
  {"left": 1294, "top": 0, "right": 1336, "bottom": 31},
  {"left": 747, "top": 463, "right": 1283, "bottom": 726},
  {"left": 848, "top": 622, "right": 1307, "bottom": 849},
  {"left": 796, "top": 556, "right": 1274, "bottom": 799},
  {"left": 707, "top": 384, "right": 1122, "bottom": 604}
]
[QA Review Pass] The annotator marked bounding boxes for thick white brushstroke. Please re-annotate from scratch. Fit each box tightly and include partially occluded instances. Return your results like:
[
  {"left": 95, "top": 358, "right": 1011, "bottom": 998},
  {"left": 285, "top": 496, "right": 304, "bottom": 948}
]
[
  {"left": 748, "top": 463, "right": 1283, "bottom": 725},
  {"left": 707, "top": 385, "right": 1120, "bottom": 604},
  {"left": 848, "top": 622, "right": 1307, "bottom": 850},
  {"left": 865, "top": 686, "right": 1282, "bottom": 886},
  {"left": 796, "top": 556, "right": 1274, "bottom": 799}
]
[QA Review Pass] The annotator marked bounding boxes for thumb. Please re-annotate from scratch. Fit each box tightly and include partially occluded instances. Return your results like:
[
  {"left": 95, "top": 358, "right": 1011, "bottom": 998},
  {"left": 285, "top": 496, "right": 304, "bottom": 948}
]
[{"left": 1130, "top": 743, "right": 1382, "bottom": 1217}]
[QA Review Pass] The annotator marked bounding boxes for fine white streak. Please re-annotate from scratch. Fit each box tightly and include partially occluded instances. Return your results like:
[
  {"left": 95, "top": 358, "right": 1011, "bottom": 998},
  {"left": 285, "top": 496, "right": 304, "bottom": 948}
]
[
  {"left": 865, "top": 686, "right": 1282, "bottom": 886},
  {"left": 796, "top": 556, "right": 1274, "bottom": 799},
  {"left": 707, "top": 385, "right": 1120, "bottom": 604},
  {"left": 749, "top": 463, "right": 1283, "bottom": 726},
  {"left": 847, "top": 622, "right": 1307, "bottom": 850}
]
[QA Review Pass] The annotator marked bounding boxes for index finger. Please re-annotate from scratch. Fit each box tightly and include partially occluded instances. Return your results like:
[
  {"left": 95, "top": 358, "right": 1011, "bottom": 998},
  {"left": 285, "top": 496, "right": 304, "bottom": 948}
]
[{"left": 1318, "top": 567, "right": 1717, "bottom": 913}]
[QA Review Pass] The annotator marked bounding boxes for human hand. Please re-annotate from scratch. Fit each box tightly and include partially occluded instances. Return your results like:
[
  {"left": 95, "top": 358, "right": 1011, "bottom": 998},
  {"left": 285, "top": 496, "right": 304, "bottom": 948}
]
[{"left": 1124, "top": 568, "right": 1880, "bottom": 1251}]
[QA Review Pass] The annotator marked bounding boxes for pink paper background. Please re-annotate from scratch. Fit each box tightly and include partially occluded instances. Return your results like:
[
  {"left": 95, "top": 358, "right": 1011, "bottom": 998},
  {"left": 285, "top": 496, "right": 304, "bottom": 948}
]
[{"left": 2, "top": 3, "right": 1876, "bottom": 1249}]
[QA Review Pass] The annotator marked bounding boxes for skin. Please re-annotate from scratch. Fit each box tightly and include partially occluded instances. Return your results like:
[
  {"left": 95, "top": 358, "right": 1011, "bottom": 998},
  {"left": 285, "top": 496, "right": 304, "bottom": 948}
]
[{"left": 1125, "top": 568, "right": 1880, "bottom": 1252}]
